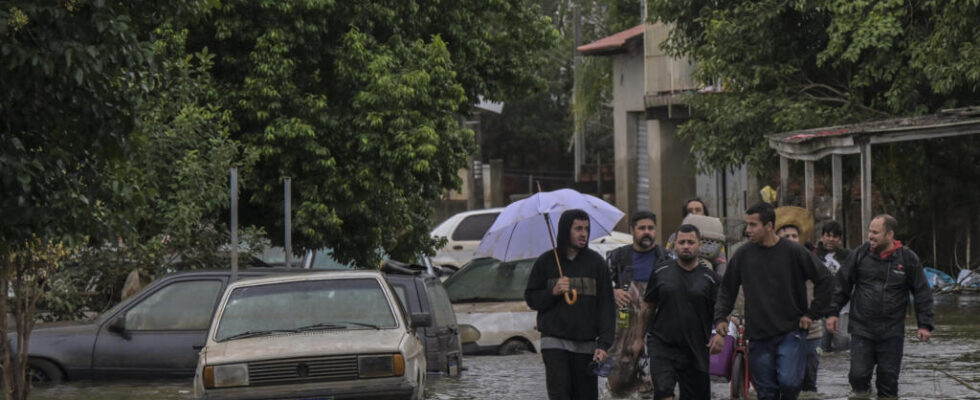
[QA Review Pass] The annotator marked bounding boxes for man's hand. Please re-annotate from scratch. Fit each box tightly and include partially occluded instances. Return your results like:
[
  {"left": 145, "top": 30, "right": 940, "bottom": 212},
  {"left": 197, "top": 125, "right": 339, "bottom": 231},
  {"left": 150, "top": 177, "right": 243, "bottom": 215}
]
[
  {"left": 708, "top": 333, "right": 726, "bottom": 355},
  {"left": 614, "top": 288, "right": 631, "bottom": 308},
  {"left": 826, "top": 316, "right": 839, "bottom": 334},
  {"left": 716, "top": 322, "right": 728, "bottom": 336},
  {"left": 593, "top": 348, "right": 608, "bottom": 363},
  {"left": 629, "top": 339, "right": 644, "bottom": 357},
  {"left": 799, "top": 315, "right": 813, "bottom": 330},
  {"left": 552, "top": 276, "right": 570, "bottom": 296},
  {"left": 917, "top": 328, "right": 931, "bottom": 342}
]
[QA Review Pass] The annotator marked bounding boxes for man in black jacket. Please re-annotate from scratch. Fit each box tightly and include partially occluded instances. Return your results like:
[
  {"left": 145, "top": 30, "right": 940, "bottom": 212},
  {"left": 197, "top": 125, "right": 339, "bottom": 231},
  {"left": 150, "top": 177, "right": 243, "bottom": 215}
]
[
  {"left": 605, "top": 211, "right": 670, "bottom": 395},
  {"left": 525, "top": 209, "right": 616, "bottom": 400},
  {"left": 710, "top": 203, "right": 834, "bottom": 400},
  {"left": 827, "top": 214, "right": 933, "bottom": 398}
]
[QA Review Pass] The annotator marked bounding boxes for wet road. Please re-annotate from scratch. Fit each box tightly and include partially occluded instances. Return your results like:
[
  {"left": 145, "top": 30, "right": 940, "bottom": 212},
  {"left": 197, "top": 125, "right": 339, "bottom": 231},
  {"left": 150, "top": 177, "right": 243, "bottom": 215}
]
[{"left": 28, "top": 294, "right": 980, "bottom": 399}]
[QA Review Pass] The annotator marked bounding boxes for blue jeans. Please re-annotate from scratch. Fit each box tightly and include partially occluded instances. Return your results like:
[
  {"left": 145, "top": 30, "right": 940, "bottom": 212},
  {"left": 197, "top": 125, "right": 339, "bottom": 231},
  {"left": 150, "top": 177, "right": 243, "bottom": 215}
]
[
  {"left": 748, "top": 329, "right": 808, "bottom": 400},
  {"left": 801, "top": 338, "right": 820, "bottom": 391}
]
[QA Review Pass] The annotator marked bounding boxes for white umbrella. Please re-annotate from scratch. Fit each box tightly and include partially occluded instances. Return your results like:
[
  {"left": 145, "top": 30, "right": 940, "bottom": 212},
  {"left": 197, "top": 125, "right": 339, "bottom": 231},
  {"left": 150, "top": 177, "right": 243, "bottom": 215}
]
[{"left": 475, "top": 188, "right": 624, "bottom": 304}]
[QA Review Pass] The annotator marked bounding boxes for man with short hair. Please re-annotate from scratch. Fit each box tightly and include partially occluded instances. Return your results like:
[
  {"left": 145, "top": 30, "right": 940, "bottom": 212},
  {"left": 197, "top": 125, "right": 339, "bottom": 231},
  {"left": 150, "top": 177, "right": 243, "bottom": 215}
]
[
  {"left": 711, "top": 203, "right": 834, "bottom": 400},
  {"left": 525, "top": 209, "right": 616, "bottom": 400},
  {"left": 777, "top": 223, "right": 825, "bottom": 394},
  {"left": 815, "top": 220, "right": 851, "bottom": 353},
  {"left": 643, "top": 224, "right": 720, "bottom": 400},
  {"left": 605, "top": 211, "right": 670, "bottom": 395},
  {"left": 827, "top": 214, "right": 934, "bottom": 398}
]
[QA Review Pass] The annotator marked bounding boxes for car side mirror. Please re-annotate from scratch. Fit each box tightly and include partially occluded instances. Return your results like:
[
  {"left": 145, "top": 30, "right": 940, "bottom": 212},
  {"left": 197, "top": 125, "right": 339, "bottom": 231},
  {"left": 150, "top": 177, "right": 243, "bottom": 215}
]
[
  {"left": 410, "top": 312, "right": 432, "bottom": 328},
  {"left": 107, "top": 315, "right": 132, "bottom": 340}
]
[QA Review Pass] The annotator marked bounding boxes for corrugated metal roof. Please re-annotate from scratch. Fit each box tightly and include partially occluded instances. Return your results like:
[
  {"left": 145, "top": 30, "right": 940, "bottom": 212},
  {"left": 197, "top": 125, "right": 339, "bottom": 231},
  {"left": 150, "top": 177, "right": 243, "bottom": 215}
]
[{"left": 577, "top": 25, "right": 644, "bottom": 56}]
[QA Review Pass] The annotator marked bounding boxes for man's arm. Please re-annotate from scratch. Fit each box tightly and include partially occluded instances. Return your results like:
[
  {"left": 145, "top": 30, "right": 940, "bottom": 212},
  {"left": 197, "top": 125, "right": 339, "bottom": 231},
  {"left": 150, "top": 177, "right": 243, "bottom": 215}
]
[
  {"left": 826, "top": 246, "right": 861, "bottom": 332},
  {"left": 907, "top": 250, "right": 935, "bottom": 334},
  {"left": 524, "top": 256, "right": 559, "bottom": 311},
  {"left": 802, "top": 250, "right": 834, "bottom": 320},
  {"left": 595, "top": 256, "right": 617, "bottom": 352},
  {"left": 713, "top": 255, "right": 741, "bottom": 330}
]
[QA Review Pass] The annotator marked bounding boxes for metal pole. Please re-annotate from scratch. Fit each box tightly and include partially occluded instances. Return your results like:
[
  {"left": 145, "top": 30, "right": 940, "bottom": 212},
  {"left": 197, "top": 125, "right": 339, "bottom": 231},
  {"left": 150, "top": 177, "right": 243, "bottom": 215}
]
[
  {"left": 284, "top": 178, "right": 292, "bottom": 268},
  {"left": 230, "top": 167, "right": 239, "bottom": 281}
]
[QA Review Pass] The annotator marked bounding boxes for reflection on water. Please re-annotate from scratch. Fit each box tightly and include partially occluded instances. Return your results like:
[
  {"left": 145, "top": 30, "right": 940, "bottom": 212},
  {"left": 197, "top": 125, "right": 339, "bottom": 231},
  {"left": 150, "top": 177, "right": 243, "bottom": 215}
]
[{"left": 29, "top": 294, "right": 980, "bottom": 400}]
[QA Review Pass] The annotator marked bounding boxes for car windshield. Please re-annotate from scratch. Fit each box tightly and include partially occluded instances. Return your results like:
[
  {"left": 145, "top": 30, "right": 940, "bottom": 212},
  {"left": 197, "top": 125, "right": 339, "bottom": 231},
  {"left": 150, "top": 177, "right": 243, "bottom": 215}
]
[
  {"left": 443, "top": 258, "right": 534, "bottom": 303},
  {"left": 214, "top": 278, "right": 397, "bottom": 342}
]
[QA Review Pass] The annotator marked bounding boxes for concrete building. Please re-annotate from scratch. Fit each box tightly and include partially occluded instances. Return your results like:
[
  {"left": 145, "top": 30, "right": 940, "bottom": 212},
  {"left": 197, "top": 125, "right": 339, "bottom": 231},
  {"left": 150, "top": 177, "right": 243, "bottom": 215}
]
[{"left": 578, "top": 24, "right": 757, "bottom": 241}]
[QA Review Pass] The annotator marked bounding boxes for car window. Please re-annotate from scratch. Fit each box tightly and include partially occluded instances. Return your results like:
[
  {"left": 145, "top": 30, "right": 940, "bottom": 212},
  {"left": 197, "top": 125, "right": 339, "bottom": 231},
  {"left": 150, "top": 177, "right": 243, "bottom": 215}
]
[
  {"left": 310, "top": 248, "right": 356, "bottom": 270},
  {"left": 451, "top": 213, "right": 499, "bottom": 241},
  {"left": 215, "top": 278, "right": 396, "bottom": 342},
  {"left": 444, "top": 258, "right": 534, "bottom": 302},
  {"left": 390, "top": 283, "right": 416, "bottom": 313},
  {"left": 425, "top": 280, "right": 457, "bottom": 328},
  {"left": 124, "top": 280, "right": 223, "bottom": 331}
]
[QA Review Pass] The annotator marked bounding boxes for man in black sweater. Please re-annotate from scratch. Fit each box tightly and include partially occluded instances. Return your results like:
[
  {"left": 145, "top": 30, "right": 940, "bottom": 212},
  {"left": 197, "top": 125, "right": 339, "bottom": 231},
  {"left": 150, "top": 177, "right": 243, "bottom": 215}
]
[
  {"left": 644, "top": 224, "right": 720, "bottom": 400},
  {"left": 710, "top": 203, "right": 834, "bottom": 400},
  {"left": 826, "top": 214, "right": 933, "bottom": 398},
  {"left": 525, "top": 209, "right": 616, "bottom": 400}
]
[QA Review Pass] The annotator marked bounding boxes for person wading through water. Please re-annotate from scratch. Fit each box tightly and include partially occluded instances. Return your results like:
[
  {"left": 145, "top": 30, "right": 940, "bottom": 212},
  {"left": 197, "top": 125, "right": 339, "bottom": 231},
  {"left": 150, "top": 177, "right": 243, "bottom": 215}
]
[
  {"left": 643, "top": 224, "right": 721, "bottom": 400},
  {"left": 605, "top": 211, "right": 671, "bottom": 396},
  {"left": 711, "top": 203, "right": 834, "bottom": 400},
  {"left": 525, "top": 209, "right": 616, "bottom": 400}
]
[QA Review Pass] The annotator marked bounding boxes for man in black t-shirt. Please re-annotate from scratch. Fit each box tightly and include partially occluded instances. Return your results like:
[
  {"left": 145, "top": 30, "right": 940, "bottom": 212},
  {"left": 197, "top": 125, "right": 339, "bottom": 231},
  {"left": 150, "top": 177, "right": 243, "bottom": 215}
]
[
  {"left": 643, "top": 224, "right": 720, "bottom": 400},
  {"left": 710, "top": 203, "right": 833, "bottom": 400}
]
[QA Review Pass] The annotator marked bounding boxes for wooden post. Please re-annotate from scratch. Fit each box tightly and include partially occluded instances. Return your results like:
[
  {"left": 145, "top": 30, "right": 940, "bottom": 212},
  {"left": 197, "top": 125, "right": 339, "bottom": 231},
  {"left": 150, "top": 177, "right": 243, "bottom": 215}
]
[
  {"left": 779, "top": 156, "right": 789, "bottom": 206},
  {"left": 804, "top": 160, "right": 815, "bottom": 214},
  {"left": 832, "top": 154, "right": 843, "bottom": 223},
  {"left": 860, "top": 141, "right": 872, "bottom": 234}
]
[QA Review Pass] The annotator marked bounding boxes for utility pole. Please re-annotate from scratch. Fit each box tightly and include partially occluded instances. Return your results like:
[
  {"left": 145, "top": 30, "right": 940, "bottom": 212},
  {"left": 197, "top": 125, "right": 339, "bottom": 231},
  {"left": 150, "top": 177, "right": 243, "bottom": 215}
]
[
  {"left": 230, "top": 168, "right": 238, "bottom": 281},
  {"left": 572, "top": 0, "right": 584, "bottom": 181},
  {"left": 284, "top": 178, "right": 292, "bottom": 268}
]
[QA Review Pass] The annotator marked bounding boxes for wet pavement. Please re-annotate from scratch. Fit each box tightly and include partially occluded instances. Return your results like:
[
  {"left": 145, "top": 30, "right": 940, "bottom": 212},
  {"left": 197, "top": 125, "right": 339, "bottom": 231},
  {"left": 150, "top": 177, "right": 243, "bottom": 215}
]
[{"left": 27, "top": 294, "right": 980, "bottom": 399}]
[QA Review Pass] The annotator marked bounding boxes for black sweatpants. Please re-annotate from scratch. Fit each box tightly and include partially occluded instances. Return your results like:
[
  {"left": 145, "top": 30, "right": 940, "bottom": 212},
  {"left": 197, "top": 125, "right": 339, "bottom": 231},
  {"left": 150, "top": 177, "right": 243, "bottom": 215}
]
[
  {"left": 542, "top": 349, "right": 598, "bottom": 400},
  {"left": 849, "top": 334, "right": 904, "bottom": 398}
]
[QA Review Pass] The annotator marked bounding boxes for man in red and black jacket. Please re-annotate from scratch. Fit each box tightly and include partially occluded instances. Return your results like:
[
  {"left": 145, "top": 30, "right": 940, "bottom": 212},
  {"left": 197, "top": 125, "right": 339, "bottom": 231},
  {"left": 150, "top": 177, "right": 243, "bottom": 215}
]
[{"left": 827, "top": 214, "right": 934, "bottom": 398}]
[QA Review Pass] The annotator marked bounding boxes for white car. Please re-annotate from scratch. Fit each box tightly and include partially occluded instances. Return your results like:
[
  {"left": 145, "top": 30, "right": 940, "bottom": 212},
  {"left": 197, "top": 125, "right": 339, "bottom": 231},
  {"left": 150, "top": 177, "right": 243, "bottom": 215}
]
[
  {"left": 443, "top": 233, "right": 632, "bottom": 355},
  {"left": 430, "top": 208, "right": 503, "bottom": 269},
  {"left": 193, "top": 271, "right": 428, "bottom": 400}
]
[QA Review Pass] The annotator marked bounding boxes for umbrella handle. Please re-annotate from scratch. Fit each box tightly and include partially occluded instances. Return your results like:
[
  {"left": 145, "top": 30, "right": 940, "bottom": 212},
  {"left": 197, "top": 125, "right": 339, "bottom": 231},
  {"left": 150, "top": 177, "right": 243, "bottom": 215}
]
[{"left": 564, "top": 289, "right": 578, "bottom": 305}]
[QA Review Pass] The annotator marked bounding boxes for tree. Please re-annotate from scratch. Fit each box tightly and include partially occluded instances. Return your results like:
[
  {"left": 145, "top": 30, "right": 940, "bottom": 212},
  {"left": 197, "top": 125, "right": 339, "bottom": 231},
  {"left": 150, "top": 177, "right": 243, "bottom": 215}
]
[
  {"left": 648, "top": 0, "right": 980, "bottom": 265},
  {"left": 187, "top": 0, "right": 560, "bottom": 265},
  {"left": 1, "top": 2, "right": 216, "bottom": 397},
  {"left": 648, "top": 0, "right": 980, "bottom": 174}
]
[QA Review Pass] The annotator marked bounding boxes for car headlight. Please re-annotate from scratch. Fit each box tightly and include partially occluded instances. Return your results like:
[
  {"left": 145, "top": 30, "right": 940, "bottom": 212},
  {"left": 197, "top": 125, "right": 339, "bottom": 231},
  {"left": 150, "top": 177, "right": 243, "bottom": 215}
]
[
  {"left": 459, "top": 324, "right": 481, "bottom": 343},
  {"left": 358, "top": 354, "right": 404, "bottom": 378},
  {"left": 203, "top": 363, "right": 249, "bottom": 388}
]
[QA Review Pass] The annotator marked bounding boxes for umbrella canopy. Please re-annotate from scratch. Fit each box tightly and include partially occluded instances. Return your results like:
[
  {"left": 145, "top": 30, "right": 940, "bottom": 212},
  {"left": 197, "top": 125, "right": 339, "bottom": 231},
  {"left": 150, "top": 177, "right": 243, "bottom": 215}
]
[{"left": 475, "top": 189, "right": 625, "bottom": 261}]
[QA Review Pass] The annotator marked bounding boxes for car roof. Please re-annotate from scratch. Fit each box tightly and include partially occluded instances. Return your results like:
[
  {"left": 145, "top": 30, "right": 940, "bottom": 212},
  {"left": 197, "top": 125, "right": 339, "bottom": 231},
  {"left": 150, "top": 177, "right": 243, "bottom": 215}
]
[
  {"left": 430, "top": 207, "right": 504, "bottom": 237},
  {"left": 225, "top": 270, "right": 384, "bottom": 290}
]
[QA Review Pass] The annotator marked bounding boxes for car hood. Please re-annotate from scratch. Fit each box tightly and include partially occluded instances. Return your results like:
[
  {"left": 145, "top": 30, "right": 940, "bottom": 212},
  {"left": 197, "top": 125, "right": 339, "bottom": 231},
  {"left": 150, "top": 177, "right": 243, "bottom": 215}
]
[
  {"left": 204, "top": 329, "right": 409, "bottom": 365},
  {"left": 453, "top": 301, "right": 531, "bottom": 313}
]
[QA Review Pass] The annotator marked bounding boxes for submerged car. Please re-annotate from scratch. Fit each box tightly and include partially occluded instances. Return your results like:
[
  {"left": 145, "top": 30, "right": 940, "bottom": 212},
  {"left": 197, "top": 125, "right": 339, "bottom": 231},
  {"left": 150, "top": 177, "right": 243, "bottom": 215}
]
[
  {"left": 443, "top": 257, "right": 539, "bottom": 355},
  {"left": 193, "top": 271, "right": 428, "bottom": 400},
  {"left": 382, "top": 261, "right": 463, "bottom": 377}
]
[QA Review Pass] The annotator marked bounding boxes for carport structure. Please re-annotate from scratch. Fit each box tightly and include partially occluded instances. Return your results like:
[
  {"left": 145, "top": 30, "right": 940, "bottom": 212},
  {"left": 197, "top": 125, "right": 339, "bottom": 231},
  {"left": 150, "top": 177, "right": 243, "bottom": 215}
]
[{"left": 768, "top": 106, "right": 980, "bottom": 235}]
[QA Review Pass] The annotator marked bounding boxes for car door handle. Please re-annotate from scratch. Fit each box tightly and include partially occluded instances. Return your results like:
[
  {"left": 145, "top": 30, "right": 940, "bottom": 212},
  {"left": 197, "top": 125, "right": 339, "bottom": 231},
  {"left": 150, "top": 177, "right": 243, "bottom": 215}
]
[{"left": 453, "top": 245, "right": 463, "bottom": 250}]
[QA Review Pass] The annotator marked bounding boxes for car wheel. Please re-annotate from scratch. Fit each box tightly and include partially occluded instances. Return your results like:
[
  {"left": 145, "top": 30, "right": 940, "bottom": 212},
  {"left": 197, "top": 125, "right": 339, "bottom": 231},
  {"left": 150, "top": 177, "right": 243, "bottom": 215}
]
[
  {"left": 27, "top": 359, "right": 64, "bottom": 385},
  {"left": 498, "top": 339, "right": 532, "bottom": 355}
]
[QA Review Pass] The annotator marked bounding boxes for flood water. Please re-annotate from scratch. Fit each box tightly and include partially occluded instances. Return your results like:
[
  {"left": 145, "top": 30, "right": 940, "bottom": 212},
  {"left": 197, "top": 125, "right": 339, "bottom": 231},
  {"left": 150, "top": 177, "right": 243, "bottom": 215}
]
[{"left": 28, "top": 294, "right": 980, "bottom": 399}]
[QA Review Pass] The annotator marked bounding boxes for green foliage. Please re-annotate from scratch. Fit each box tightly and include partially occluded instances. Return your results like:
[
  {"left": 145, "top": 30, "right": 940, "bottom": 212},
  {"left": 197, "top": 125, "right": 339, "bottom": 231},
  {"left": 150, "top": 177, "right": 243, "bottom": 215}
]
[
  {"left": 190, "top": 0, "right": 559, "bottom": 265},
  {"left": 648, "top": 0, "right": 980, "bottom": 173}
]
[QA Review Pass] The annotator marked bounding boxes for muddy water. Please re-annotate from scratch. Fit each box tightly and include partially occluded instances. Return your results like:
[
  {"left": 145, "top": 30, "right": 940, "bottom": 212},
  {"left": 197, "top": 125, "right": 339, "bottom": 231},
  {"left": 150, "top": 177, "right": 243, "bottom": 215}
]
[{"left": 28, "top": 294, "right": 980, "bottom": 399}]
